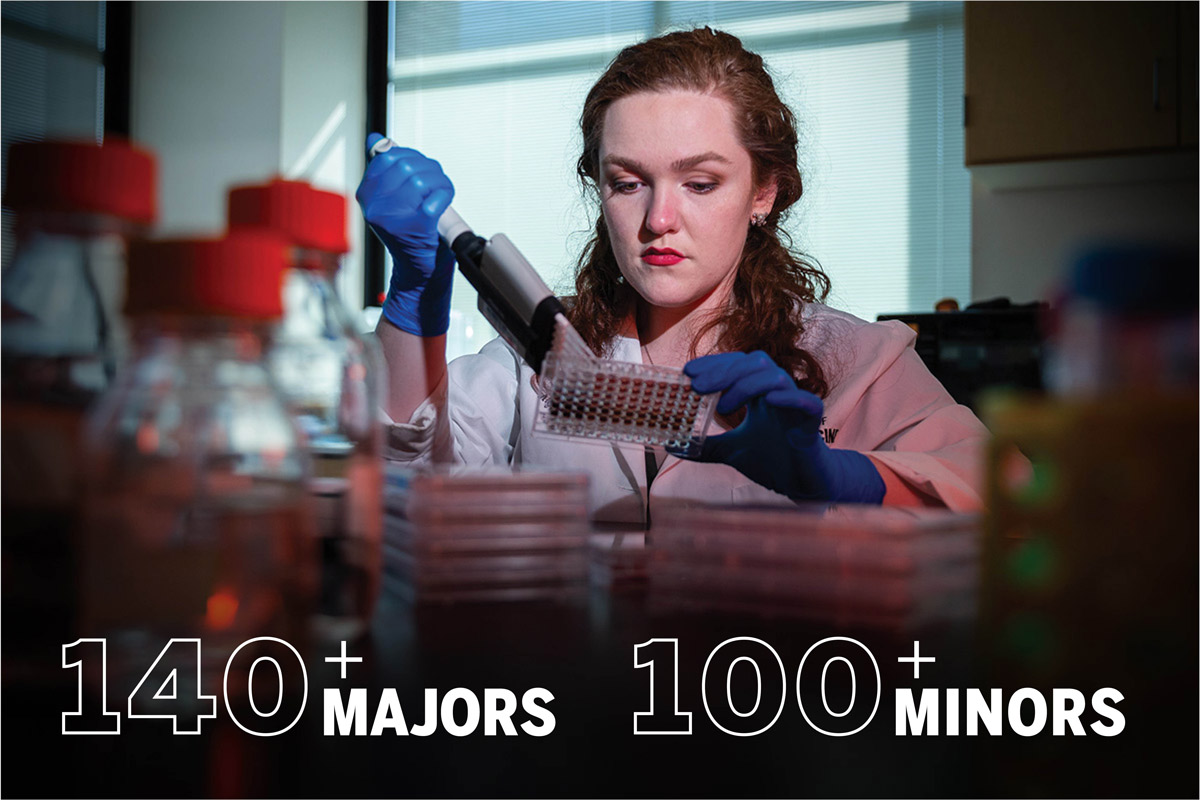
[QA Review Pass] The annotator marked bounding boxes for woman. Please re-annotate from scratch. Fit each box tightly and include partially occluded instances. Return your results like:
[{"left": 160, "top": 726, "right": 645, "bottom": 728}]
[{"left": 358, "top": 28, "right": 988, "bottom": 524}]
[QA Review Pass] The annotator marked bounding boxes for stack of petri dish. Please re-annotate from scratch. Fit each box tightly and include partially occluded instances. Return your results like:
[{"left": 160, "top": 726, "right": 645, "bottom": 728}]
[
  {"left": 384, "top": 464, "right": 591, "bottom": 604},
  {"left": 648, "top": 504, "right": 981, "bottom": 631},
  {"left": 588, "top": 531, "right": 649, "bottom": 592}
]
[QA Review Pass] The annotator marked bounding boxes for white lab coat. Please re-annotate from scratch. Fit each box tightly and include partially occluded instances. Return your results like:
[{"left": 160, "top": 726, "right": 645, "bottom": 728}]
[{"left": 384, "top": 304, "right": 989, "bottom": 523}]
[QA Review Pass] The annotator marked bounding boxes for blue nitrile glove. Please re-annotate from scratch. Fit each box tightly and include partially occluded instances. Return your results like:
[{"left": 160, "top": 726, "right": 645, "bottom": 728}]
[
  {"left": 683, "top": 351, "right": 886, "bottom": 504},
  {"left": 357, "top": 133, "right": 456, "bottom": 336}
]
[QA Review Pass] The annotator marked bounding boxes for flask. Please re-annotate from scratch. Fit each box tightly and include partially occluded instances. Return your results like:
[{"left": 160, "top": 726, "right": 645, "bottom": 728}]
[
  {"left": 228, "top": 178, "right": 383, "bottom": 639},
  {"left": 80, "top": 232, "right": 317, "bottom": 697},
  {"left": 1, "top": 139, "right": 156, "bottom": 669}
]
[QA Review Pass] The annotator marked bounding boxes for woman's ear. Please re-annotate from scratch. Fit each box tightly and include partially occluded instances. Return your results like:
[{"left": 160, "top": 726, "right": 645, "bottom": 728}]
[{"left": 752, "top": 176, "right": 778, "bottom": 218}]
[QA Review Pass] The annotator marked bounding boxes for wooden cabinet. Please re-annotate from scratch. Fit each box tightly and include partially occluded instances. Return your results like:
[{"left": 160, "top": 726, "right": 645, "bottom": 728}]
[
  {"left": 965, "top": 2, "right": 1196, "bottom": 165},
  {"left": 1182, "top": 1, "right": 1198, "bottom": 147}
]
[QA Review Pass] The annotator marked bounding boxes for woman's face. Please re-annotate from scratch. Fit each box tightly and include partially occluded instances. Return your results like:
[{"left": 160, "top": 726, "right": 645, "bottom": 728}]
[{"left": 599, "top": 90, "right": 776, "bottom": 313}]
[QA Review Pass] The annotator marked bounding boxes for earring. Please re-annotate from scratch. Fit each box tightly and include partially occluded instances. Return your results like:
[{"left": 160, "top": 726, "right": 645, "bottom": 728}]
[{"left": 750, "top": 212, "right": 767, "bottom": 227}]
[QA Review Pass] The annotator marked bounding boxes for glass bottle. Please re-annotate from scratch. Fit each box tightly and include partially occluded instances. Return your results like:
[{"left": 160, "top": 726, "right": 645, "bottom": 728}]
[
  {"left": 80, "top": 232, "right": 318, "bottom": 698},
  {"left": 1044, "top": 244, "right": 1198, "bottom": 396},
  {"left": 228, "top": 178, "right": 383, "bottom": 640},
  {"left": 1, "top": 139, "right": 156, "bottom": 673}
]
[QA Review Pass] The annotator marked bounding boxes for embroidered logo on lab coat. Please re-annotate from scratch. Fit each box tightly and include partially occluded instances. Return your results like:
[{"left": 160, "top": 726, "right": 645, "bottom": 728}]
[{"left": 819, "top": 416, "right": 839, "bottom": 445}]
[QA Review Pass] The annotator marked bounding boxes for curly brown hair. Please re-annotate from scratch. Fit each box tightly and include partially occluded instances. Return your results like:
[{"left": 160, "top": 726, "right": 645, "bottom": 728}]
[{"left": 570, "top": 27, "right": 831, "bottom": 397}]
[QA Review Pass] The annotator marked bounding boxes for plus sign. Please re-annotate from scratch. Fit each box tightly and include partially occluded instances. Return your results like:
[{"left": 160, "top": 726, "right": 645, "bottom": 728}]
[
  {"left": 898, "top": 640, "right": 935, "bottom": 679},
  {"left": 325, "top": 640, "right": 363, "bottom": 680}
]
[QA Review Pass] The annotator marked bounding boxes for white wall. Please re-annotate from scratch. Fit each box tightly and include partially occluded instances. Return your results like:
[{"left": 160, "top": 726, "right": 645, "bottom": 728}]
[
  {"left": 970, "top": 176, "right": 1199, "bottom": 304},
  {"left": 131, "top": 1, "right": 367, "bottom": 309},
  {"left": 279, "top": 3, "right": 368, "bottom": 308}
]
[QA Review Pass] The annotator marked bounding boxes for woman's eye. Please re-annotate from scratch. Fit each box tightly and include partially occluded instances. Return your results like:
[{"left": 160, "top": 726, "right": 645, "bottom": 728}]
[
  {"left": 687, "top": 182, "right": 718, "bottom": 194},
  {"left": 610, "top": 181, "right": 641, "bottom": 194}
]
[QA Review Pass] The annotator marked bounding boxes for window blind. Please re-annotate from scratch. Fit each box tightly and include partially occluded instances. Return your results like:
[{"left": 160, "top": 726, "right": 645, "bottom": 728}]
[{"left": 387, "top": 1, "right": 970, "bottom": 360}]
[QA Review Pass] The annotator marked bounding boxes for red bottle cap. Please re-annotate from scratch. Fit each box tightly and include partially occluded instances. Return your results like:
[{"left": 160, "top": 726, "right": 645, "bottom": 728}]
[
  {"left": 126, "top": 232, "right": 288, "bottom": 319},
  {"left": 227, "top": 178, "right": 349, "bottom": 258},
  {"left": 3, "top": 139, "right": 157, "bottom": 225}
]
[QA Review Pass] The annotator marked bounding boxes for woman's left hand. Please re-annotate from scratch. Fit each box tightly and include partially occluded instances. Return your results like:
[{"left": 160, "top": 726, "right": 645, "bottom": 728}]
[{"left": 683, "top": 351, "right": 885, "bottom": 504}]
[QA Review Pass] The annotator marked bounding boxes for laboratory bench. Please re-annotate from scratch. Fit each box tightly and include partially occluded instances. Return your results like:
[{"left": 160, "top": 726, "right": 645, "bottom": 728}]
[{"left": 3, "top": 580, "right": 1196, "bottom": 799}]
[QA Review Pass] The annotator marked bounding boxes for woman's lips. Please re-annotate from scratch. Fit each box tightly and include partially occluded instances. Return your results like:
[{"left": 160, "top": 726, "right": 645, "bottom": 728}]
[{"left": 641, "top": 249, "right": 684, "bottom": 266}]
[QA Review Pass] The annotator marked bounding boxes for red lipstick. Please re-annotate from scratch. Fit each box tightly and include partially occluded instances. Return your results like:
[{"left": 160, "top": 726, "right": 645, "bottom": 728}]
[{"left": 641, "top": 247, "right": 684, "bottom": 266}]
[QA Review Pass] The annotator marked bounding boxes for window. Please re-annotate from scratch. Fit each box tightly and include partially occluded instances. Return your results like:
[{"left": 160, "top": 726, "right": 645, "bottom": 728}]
[
  {"left": 1, "top": 0, "right": 128, "bottom": 272},
  {"left": 377, "top": 1, "right": 969, "bottom": 360}
]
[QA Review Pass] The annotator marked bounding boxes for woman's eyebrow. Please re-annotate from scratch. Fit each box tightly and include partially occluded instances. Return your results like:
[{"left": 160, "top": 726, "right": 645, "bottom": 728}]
[
  {"left": 601, "top": 151, "right": 732, "bottom": 173},
  {"left": 671, "top": 151, "right": 731, "bottom": 171}
]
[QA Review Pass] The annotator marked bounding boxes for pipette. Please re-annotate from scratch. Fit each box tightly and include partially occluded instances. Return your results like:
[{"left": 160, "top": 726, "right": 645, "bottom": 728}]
[
  {"left": 368, "top": 137, "right": 589, "bottom": 373},
  {"left": 366, "top": 138, "right": 715, "bottom": 456}
]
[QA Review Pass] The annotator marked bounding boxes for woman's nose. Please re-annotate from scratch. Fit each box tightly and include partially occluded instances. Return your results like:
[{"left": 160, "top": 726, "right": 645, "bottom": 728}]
[{"left": 644, "top": 190, "right": 680, "bottom": 236}]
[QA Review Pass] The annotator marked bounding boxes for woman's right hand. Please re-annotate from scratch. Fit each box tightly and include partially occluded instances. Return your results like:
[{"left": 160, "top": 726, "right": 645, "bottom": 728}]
[{"left": 357, "top": 134, "right": 456, "bottom": 336}]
